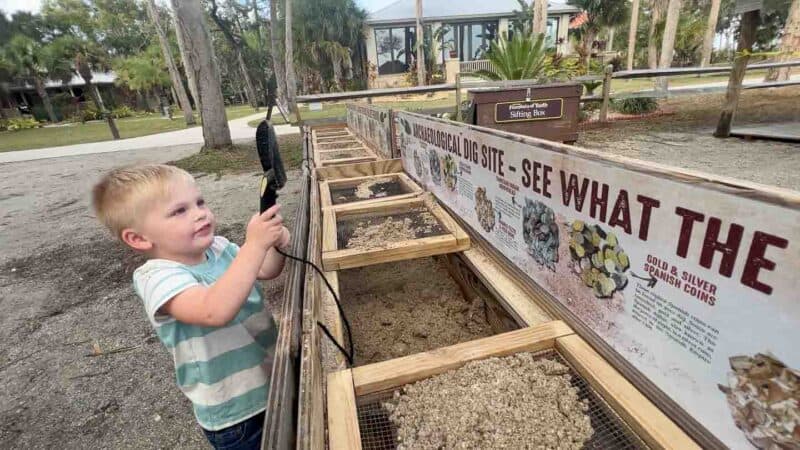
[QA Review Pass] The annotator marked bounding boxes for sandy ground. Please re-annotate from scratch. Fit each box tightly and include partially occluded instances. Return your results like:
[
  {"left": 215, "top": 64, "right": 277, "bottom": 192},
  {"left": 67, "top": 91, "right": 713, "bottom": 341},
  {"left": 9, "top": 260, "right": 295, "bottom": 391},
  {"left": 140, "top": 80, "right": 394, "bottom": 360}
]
[
  {"left": 577, "top": 88, "right": 800, "bottom": 191},
  {"left": 0, "top": 144, "right": 302, "bottom": 449}
]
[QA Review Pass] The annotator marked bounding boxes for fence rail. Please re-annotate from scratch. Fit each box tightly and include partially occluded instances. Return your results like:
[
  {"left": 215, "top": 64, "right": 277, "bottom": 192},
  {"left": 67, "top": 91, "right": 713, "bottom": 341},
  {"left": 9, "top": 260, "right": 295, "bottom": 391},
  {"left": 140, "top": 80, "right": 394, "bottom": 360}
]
[
  {"left": 294, "top": 60, "right": 800, "bottom": 123},
  {"left": 459, "top": 60, "right": 493, "bottom": 73}
]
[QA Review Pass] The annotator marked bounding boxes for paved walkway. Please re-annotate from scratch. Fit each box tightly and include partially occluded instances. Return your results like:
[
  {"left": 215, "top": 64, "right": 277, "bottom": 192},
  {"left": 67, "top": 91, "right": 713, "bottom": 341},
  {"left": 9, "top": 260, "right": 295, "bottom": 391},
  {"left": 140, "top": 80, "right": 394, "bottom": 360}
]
[{"left": 0, "top": 112, "right": 299, "bottom": 164}]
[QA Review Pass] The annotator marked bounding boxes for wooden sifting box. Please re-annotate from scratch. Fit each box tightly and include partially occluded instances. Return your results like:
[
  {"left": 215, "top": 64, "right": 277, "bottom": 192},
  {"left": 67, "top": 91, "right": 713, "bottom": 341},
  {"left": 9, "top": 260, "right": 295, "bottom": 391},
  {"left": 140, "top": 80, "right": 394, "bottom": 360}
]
[
  {"left": 327, "top": 321, "right": 701, "bottom": 450},
  {"left": 321, "top": 194, "right": 470, "bottom": 271},
  {"left": 319, "top": 173, "right": 423, "bottom": 211}
]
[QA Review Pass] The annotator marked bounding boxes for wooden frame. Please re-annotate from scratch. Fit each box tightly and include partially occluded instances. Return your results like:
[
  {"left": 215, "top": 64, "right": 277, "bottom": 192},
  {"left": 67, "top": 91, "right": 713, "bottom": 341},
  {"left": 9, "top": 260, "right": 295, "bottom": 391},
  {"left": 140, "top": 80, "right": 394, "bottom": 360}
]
[
  {"left": 313, "top": 146, "right": 379, "bottom": 168},
  {"left": 319, "top": 172, "right": 423, "bottom": 211},
  {"left": 321, "top": 194, "right": 470, "bottom": 271},
  {"left": 327, "top": 321, "right": 700, "bottom": 450},
  {"left": 315, "top": 159, "right": 404, "bottom": 181}
]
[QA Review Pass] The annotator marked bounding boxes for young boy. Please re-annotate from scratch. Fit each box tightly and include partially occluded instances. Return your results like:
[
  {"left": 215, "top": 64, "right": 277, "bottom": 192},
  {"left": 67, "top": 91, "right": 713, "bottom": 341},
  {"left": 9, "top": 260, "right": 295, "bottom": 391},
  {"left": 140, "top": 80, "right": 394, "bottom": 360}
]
[{"left": 92, "top": 164, "right": 289, "bottom": 450}]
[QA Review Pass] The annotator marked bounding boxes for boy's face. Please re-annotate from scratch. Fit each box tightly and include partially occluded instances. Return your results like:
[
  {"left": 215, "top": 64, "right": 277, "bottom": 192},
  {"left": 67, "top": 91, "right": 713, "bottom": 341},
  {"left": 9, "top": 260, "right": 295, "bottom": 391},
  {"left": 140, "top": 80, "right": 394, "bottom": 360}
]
[{"left": 132, "top": 178, "right": 216, "bottom": 262}]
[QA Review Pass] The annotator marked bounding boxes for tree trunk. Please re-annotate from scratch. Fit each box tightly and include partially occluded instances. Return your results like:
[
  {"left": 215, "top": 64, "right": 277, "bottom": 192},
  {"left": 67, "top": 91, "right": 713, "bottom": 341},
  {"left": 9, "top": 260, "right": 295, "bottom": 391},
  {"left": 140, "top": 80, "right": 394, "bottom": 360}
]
[
  {"left": 655, "top": 0, "right": 681, "bottom": 91},
  {"left": 607, "top": 27, "right": 615, "bottom": 51},
  {"left": 532, "top": 0, "right": 548, "bottom": 35},
  {"left": 236, "top": 49, "right": 259, "bottom": 110},
  {"left": 146, "top": 0, "right": 195, "bottom": 125},
  {"left": 172, "top": 11, "right": 200, "bottom": 111},
  {"left": 87, "top": 80, "right": 120, "bottom": 139},
  {"left": 415, "top": 0, "right": 426, "bottom": 85},
  {"left": 583, "top": 28, "right": 596, "bottom": 68},
  {"left": 34, "top": 77, "right": 58, "bottom": 123},
  {"left": 627, "top": 0, "right": 641, "bottom": 70},
  {"left": 765, "top": 0, "right": 800, "bottom": 81},
  {"left": 647, "top": 0, "right": 665, "bottom": 69},
  {"left": 171, "top": 0, "right": 231, "bottom": 149},
  {"left": 268, "top": 0, "right": 289, "bottom": 110},
  {"left": 700, "top": 0, "right": 722, "bottom": 67},
  {"left": 715, "top": 10, "right": 759, "bottom": 137},
  {"left": 284, "top": 0, "right": 299, "bottom": 116}
]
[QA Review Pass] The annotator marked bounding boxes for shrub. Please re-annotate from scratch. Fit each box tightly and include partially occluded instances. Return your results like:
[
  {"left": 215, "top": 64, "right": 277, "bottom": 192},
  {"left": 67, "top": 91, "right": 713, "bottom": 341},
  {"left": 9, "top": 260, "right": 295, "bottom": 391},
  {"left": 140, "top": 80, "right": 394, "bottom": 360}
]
[
  {"left": 581, "top": 80, "right": 603, "bottom": 96},
  {"left": 612, "top": 97, "right": 658, "bottom": 115},
  {"left": 6, "top": 117, "right": 42, "bottom": 131},
  {"left": 0, "top": 119, "right": 7, "bottom": 132},
  {"left": 111, "top": 105, "right": 134, "bottom": 119},
  {"left": 79, "top": 105, "right": 102, "bottom": 122}
]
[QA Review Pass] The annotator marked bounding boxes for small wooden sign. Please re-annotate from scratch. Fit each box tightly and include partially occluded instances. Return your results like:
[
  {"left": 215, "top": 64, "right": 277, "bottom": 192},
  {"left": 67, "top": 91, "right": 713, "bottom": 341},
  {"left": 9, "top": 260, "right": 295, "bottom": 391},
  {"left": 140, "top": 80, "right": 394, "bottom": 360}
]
[{"left": 494, "top": 98, "right": 564, "bottom": 123}]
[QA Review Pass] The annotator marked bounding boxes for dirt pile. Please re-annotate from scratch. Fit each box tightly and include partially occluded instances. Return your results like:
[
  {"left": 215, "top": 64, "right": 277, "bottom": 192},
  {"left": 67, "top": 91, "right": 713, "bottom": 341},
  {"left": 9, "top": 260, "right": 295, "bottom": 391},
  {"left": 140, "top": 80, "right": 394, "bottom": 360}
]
[
  {"left": 338, "top": 257, "right": 494, "bottom": 365},
  {"left": 383, "top": 353, "right": 594, "bottom": 449}
]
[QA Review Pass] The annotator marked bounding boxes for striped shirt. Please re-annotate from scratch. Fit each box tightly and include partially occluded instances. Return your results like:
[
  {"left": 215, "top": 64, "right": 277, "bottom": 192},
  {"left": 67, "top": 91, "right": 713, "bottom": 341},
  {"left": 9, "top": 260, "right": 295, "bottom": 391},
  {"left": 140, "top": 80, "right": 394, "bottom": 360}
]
[{"left": 133, "top": 236, "right": 278, "bottom": 431}]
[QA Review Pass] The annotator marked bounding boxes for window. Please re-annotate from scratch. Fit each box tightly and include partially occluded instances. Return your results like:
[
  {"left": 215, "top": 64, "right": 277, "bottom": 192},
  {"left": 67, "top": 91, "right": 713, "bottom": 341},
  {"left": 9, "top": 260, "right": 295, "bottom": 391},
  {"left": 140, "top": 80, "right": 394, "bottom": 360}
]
[
  {"left": 508, "top": 17, "right": 560, "bottom": 49},
  {"left": 443, "top": 21, "right": 499, "bottom": 62},
  {"left": 375, "top": 26, "right": 416, "bottom": 75}
]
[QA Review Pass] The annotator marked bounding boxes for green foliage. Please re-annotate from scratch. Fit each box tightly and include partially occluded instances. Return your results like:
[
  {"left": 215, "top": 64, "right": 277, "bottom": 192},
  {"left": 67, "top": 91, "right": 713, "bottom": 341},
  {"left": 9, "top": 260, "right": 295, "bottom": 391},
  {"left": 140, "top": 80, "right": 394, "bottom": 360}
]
[
  {"left": 113, "top": 44, "right": 170, "bottom": 92},
  {"left": 581, "top": 80, "right": 603, "bottom": 95},
  {"left": 4, "top": 117, "right": 42, "bottom": 131},
  {"left": 612, "top": 97, "right": 658, "bottom": 115},
  {"left": 472, "top": 31, "right": 579, "bottom": 82},
  {"left": 111, "top": 105, "right": 134, "bottom": 118}
]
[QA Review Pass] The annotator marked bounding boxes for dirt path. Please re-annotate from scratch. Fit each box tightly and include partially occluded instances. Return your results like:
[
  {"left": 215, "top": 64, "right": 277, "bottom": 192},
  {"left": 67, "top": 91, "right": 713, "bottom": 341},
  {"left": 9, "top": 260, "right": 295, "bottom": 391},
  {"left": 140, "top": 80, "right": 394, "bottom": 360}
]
[
  {"left": 577, "top": 88, "right": 800, "bottom": 191},
  {"left": 0, "top": 145, "right": 302, "bottom": 449}
]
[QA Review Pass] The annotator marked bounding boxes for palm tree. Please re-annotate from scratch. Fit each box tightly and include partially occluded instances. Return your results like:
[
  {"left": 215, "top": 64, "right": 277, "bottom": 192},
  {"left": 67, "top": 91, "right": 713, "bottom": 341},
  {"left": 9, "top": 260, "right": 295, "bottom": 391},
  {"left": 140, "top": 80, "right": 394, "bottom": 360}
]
[
  {"left": 472, "top": 32, "right": 576, "bottom": 81},
  {"left": 268, "top": 0, "right": 289, "bottom": 108},
  {"left": 285, "top": 0, "right": 298, "bottom": 117},
  {"left": 3, "top": 35, "right": 71, "bottom": 123},
  {"left": 568, "top": 0, "right": 629, "bottom": 68}
]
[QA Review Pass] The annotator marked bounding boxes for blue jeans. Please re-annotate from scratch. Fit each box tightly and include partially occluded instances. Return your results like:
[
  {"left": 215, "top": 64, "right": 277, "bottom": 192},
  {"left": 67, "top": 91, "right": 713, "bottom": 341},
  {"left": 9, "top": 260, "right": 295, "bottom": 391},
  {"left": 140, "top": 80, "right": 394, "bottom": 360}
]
[{"left": 202, "top": 412, "right": 265, "bottom": 450}]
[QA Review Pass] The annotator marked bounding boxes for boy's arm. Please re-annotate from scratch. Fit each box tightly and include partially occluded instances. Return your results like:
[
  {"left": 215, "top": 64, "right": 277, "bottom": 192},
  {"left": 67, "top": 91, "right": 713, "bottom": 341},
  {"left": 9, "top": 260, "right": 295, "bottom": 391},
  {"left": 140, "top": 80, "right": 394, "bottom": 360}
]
[
  {"left": 161, "top": 207, "right": 284, "bottom": 327},
  {"left": 257, "top": 226, "right": 290, "bottom": 280}
]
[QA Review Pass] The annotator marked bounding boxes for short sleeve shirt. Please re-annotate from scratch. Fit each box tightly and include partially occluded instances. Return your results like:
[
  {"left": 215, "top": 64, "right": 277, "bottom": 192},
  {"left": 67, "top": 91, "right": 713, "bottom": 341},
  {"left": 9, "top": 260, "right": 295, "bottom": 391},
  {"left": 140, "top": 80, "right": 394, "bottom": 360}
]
[{"left": 133, "top": 236, "right": 278, "bottom": 431}]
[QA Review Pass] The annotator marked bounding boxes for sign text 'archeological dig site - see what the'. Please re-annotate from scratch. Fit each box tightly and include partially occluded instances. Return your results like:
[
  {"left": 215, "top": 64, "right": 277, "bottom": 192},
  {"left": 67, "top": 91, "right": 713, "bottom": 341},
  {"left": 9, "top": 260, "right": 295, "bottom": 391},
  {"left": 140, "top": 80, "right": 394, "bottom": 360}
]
[{"left": 395, "top": 111, "right": 799, "bottom": 450}]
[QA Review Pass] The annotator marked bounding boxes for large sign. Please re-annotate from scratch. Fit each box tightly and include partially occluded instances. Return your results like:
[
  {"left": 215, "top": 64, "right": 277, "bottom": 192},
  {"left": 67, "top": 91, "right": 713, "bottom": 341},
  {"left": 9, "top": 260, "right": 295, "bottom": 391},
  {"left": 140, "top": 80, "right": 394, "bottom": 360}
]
[
  {"left": 494, "top": 98, "right": 564, "bottom": 123},
  {"left": 395, "top": 111, "right": 799, "bottom": 450},
  {"left": 346, "top": 104, "right": 393, "bottom": 159}
]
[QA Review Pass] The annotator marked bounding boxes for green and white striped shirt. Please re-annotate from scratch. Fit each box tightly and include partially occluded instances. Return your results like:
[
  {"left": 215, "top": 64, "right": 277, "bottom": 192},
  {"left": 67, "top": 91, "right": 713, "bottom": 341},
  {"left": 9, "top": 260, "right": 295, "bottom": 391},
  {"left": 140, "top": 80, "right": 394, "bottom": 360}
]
[{"left": 133, "top": 236, "right": 278, "bottom": 431}]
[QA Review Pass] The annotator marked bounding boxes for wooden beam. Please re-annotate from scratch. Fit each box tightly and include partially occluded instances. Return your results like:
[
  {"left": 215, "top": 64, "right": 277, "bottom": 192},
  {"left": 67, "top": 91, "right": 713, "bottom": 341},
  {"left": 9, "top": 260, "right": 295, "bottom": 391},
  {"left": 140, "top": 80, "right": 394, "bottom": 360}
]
[
  {"left": 323, "top": 234, "right": 465, "bottom": 271},
  {"left": 315, "top": 159, "right": 404, "bottom": 181},
  {"left": 326, "top": 369, "right": 362, "bottom": 450},
  {"left": 556, "top": 335, "right": 701, "bottom": 450},
  {"left": 459, "top": 244, "right": 553, "bottom": 327},
  {"left": 350, "top": 321, "right": 574, "bottom": 396}
]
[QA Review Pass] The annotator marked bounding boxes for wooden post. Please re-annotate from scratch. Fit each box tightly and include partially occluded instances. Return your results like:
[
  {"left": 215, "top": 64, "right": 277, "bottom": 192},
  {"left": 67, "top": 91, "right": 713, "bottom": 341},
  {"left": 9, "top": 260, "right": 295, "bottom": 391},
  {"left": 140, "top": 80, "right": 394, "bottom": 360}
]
[
  {"left": 455, "top": 73, "right": 463, "bottom": 122},
  {"left": 714, "top": 9, "right": 760, "bottom": 137},
  {"left": 599, "top": 64, "right": 613, "bottom": 122}
]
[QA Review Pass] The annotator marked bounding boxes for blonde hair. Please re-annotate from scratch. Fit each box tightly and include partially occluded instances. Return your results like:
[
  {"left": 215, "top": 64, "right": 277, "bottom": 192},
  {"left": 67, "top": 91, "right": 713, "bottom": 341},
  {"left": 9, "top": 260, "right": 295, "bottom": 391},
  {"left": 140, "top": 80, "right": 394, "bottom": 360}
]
[{"left": 92, "top": 164, "right": 194, "bottom": 238}]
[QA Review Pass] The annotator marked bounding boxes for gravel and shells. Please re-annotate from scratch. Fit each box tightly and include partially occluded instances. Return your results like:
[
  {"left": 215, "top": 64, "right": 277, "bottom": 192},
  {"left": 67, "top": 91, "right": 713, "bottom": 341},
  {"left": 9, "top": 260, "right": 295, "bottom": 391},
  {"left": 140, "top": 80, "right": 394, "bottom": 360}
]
[
  {"left": 567, "top": 221, "right": 630, "bottom": 298},
  {"left": 474, "top": 187, "right": 496, "bottom": 232},
  {"left": 383, "top": 353, "right": 594, "bottom": 449},
  {"left": 718, "top": 353, "right": 800, "bottom": 449},
  {"left": 522, "top": 199, "right": 559, "bottom": 271}
]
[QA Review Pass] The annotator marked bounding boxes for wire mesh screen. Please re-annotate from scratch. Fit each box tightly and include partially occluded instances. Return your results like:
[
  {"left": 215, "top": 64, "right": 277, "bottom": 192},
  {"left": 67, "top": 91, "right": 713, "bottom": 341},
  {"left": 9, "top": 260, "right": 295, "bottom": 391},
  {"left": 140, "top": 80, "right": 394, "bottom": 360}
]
[
  {"left": 355, "top": 350, "right": 648, "bottom": 450},
  {"left": 330, "top": 177, "right": 412, "bottom": 205},
  {"left": 336, "top": 208, "right": 447, "bottom": 250},
  {"left": 319, "top": 148, "right": 371, "bottom": 160},
  {"left": 317, "top": 141, "right": 362, "bottom": 150}
]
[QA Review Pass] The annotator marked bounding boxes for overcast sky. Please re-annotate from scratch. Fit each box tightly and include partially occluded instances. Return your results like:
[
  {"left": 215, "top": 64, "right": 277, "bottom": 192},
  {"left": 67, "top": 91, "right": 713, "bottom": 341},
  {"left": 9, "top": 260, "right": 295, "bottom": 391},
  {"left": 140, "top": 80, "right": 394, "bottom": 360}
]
[{"left": 0, "top": 0, "right": 395, "bottom": 18}]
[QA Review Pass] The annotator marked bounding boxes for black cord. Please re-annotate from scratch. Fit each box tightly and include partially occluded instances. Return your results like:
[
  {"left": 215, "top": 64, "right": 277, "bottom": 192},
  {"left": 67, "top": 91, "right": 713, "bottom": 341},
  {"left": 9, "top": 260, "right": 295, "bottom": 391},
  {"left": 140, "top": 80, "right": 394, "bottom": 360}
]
[{"left": 275, "top": 248, "right": 355, "bottom": 366}]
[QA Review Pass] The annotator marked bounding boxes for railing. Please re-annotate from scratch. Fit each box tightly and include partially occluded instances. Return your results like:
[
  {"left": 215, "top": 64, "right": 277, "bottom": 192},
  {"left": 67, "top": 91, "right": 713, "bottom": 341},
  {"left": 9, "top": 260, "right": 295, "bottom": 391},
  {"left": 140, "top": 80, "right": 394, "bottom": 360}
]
[
  {"left": 459, "top": 59, "right": 493, "bottom": 73},
  {"left": 294, "top": 59, "right": 800, "bottom": 123}
]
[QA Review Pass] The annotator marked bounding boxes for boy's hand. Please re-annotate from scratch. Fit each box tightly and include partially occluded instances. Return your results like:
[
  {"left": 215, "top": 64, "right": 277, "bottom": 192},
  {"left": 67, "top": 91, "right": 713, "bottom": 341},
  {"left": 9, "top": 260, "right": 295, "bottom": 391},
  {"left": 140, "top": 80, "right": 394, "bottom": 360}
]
[
  {"left": 278, "top": 226, "right": 291, "bottom": 250},
  {"left": 246, "top": 205, "right": 284, "bottom": 250}
]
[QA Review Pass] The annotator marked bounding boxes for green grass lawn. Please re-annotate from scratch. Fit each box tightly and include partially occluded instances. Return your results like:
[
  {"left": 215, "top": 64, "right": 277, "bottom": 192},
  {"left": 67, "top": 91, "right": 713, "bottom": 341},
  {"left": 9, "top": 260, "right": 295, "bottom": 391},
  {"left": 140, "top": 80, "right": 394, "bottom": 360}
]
[{"left": 0, "top": 104, "right": 259, "bottom": 153}]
